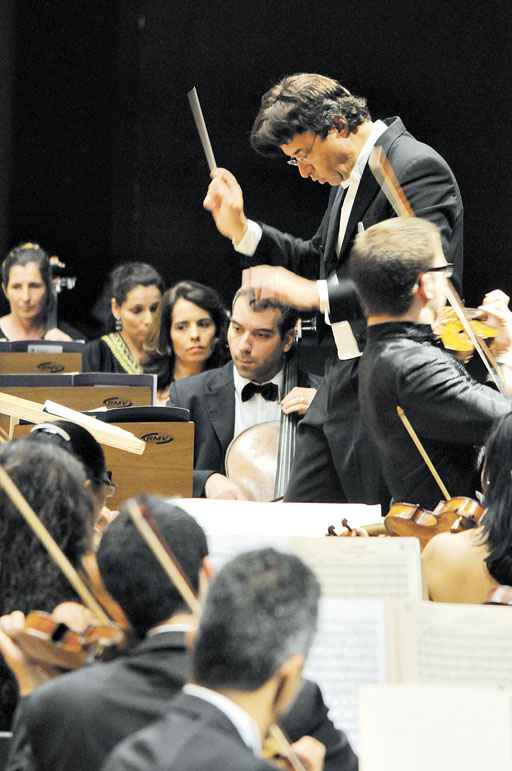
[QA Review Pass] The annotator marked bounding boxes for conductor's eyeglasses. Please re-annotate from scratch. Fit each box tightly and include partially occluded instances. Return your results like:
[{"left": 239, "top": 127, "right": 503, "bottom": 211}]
[{"left": 286, "top": 134, "right": 318, "bottom": 167}]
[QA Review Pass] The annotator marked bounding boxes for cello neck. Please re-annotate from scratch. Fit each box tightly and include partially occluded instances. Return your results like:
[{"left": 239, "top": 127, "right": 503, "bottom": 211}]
[{"left": 274, "top": 351, "right": 300, "bottom": 499}]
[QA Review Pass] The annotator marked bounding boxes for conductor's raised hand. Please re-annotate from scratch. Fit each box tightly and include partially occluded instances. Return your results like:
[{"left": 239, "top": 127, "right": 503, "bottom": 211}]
[
  {"left": 203, "top": 168, "right": 248, "bottom": 243},
  {"left": 242, "top": 266, "right": 321, "bottom": 311}
]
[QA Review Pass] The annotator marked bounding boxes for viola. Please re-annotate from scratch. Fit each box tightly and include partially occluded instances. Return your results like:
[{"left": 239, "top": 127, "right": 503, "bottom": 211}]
[
  {"left": 384, "top": 497, "right": 486, "bottom": 550},
  {"left": 13, "top": 606, "right": 126, "bottom": 671}
]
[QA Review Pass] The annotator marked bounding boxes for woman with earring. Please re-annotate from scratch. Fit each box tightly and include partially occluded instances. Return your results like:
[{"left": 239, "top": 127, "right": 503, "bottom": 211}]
[
  {"left": 145, "top": 280, "right": 229, "bottom": 404},
  {"left": 83, "top": 263, "right": 164, "bottom": 374},
  {"left": 0, "top": 242, "right": 72, "bottom": 341}
]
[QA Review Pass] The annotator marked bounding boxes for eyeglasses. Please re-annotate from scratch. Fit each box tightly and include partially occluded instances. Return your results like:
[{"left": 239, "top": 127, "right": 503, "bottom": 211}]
[
  {"left": 286, "top": 134, "right": 318, "bottom": 167},
  {"left": 424, "top": 262, "right": 454, "bottom": 278}
]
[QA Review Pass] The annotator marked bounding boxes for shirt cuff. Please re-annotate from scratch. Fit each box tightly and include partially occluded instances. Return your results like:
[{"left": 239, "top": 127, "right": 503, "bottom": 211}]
[
  {"left": 331, "top": 321, "right": 362, "bottom": 360},
  {"left": 317, "top": 280, "right": 330, "bottom": 314},
  {"left": 233, "top": 219, "right": 262, "bottom": 256}
]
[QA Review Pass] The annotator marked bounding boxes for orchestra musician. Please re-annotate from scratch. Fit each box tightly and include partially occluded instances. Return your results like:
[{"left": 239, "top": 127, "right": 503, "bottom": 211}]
[
  {"left": 350, "top": 217, "right": 512, "bottom": 510},
  {"left": 2, "top": 497, "right": 356, "bottom": 771},
  {"left": 168, "top": 287, "right": 319, "bottom": 499},
  {"left": 83, "top": 263, "right": 164, "bottom": 375},
  {"left": 0, "top": 242, "right": 72, "bottom": 341},
  {"left": 102, "top": 547, "right": 327, "bottom": 771},
  {"left": 0, "top": 440, "right": 95, "bottom": 729},
  {"left": 144, "top": 280, "right": 230, "bottom": 405},
  {"left": 422, "top": 411, "right": 512, "bottom": 603},
  {"left": 204, "top": 72, "right": 463, "bottom": 506}
]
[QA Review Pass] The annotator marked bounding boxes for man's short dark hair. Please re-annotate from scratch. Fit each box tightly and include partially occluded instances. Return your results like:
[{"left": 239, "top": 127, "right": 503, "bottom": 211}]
[
  {"left": 97, "top": 496, "right": 208, "bottom": 638},
  {"left": 251, "top": 73, "right": 370, "bottom": 157},
  {"left": 232, "top": 287, "right": 298, "bottom": 339},
  {"left": 349, "top": 217, "right": 441, "bottom": 316},
  {"left": 192, "top": 548, "right": 320, "bottom": 690}
]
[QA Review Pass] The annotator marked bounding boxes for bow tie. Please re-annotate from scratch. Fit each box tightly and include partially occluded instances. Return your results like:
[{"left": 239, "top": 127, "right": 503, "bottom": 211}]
[{"left": 241, "top": 381, "right": 279, "bottom": 403}]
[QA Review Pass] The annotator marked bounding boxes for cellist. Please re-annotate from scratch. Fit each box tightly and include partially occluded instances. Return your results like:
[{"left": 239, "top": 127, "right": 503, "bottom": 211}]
[
  {"left": 351, "top": 216, "right": 512, "bottom": 510},
  {"left": 168, "top": 288, "right": 318, "bottom": 499}
]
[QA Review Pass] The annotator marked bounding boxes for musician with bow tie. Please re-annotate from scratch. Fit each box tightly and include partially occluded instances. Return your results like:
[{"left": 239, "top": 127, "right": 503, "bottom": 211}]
[{"left": 168, "top": 287, "right": 319, "bottom": 499}]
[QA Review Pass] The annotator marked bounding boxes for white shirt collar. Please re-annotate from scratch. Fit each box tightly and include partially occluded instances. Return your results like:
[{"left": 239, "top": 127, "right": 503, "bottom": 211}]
[
  {"left": 340, "top": 118, "right": 387, "bottom": 188},
  {"left": 183, "top": 683, "right": 262, "bottom": 754},
  {"left": 233, "top": 366, "right": 284, "bottom": 400}
]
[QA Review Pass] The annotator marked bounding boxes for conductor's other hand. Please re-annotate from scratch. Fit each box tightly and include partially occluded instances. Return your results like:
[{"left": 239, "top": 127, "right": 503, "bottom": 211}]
[{"left": 203, "top": 168, "right": 248, "bottom": 243}]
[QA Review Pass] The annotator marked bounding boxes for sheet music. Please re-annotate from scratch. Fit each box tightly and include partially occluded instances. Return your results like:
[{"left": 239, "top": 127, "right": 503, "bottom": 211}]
[
  {"left": 292, "top": 537, "right": 422, "bottom": 600},
  {"left": 304, "top": 598, "right": 390, "bottom": 752},
  {"left": 359, "top": 684, "right": 512, "bottom": 771},
  {"left": 174, "top": 498, "right": 381, "bottom": 536},
  {"left": 398, "top": 601, "right": 512, "bottom": 686}
]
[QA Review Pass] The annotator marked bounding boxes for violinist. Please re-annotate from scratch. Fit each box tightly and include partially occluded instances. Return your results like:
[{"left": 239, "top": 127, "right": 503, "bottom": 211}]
[
  {"left": 3, "top": 497, "right": 356, "bottom": 771},
  {"left": 0, "top": 441, "right": 95, "bottom": 729},
  {"left": 169, "top": 288, "right": 319, "bottom": 499},
  {"left": 103, "top": 548, "right": 326, "bottom": 771},
  {"left": 422, "top": 412, "right": 512, "bottom": 603},
  {"left": 351, "top": 217, "right": 512, "bottom": 510}
]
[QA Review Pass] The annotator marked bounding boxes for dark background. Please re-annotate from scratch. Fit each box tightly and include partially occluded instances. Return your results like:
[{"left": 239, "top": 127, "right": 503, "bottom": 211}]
[{"left": 1, "top": 0, "right": 510, "bottom": 336}]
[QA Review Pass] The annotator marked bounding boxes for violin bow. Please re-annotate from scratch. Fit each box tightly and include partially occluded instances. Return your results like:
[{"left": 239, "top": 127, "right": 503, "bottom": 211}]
[
  {"left": 396, "top": 406, "right": 451, "bottom": 501},
  {"left": 368, "top": 147, "right": 504, "bottom": 392},
  {"left": 0, "top": 465, "right": 110, "bottom": 623},
  {"left": 126, "top": 499, "right": 201, "bottom": 615},
  {"left": 127, "top": 499, "right": 305, "bottom": 768}
]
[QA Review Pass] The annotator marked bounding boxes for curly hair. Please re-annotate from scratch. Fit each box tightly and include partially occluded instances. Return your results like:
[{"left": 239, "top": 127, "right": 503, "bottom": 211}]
[
  {"left": 0, "top": 440, "right": 94, "bottom": 728},
  {"left": 145, "top": 280, "right": 229, "bottom": 390},
  {"left": 250, "top": 73, "right": 370, "bottom": 157}
]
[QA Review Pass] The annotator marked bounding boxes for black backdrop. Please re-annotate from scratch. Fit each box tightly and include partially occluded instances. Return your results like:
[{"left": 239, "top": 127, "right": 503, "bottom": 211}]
[{"left": 5, "top": 0, "right": 512, "bottom": 335}]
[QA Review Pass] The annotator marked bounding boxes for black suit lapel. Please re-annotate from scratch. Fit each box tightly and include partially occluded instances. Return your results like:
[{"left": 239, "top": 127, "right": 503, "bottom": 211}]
[
  {"left": 204, "top": 363, "right": 235, "bottom": 453},
  {"left": 338, "top": 164, "right": 380, "bottom": 259},
  {"left": 337, "top": 117, "right": 408, "bottom": 262},
  {"left": 323, "top": 186, "right": 345, "bottom": 277}
]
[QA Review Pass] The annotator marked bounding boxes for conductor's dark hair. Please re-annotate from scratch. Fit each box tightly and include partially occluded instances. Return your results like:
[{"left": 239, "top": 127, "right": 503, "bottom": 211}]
[
  {"left": 1, "top": 242, "right": 55, "bottom": 327},
  {"left": 481, "top": 413, "right": 512, "bottom": 585},
  {"left": 349, "top": 217, "right": 441, "bottom": 316},
  {"left": 232, "top": 288, "right": 299, "bottom": 340},
  {"left": 97, "top": 495, "right": 208, "bottom": 638},
  {"left": 192, "top": 548, "right": 320, "bottom": 690},
  {"left": 0, "top": 440, "right": 94, "bottom": 728},
  {"left": 145, "top": 281, "right": 229, "bottom": 390},
  {"left": 251, "top": 73, "right": 370, "bottom": 157}
]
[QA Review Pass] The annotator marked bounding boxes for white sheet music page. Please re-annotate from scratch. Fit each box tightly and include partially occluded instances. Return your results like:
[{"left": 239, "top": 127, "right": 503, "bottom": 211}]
[
  {"left": 304, "top": 598, "right": 392, "bottom": 753},
  {"left": 397, "top": 601, "right": 512, "bottom": 686},
  {"left": 359, "top": 684, "right": 512, "bottom": 771},
  {"left": 173, "top": 498, "right": 381, "bottom": 536}
]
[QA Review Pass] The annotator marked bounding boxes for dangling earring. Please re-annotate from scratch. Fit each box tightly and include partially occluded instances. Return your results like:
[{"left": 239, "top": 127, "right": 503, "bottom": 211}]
[{"left": 115, "top": 317, "right": 122, "bottom": 332}]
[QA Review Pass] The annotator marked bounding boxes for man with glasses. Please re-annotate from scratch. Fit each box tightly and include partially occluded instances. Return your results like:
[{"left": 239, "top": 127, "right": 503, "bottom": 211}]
[
  {"left": 351, "top": 217, "right": 512, "bottom": 509},
  {"left": 203, "top": 73, "right": 463, "bottom": 507}
]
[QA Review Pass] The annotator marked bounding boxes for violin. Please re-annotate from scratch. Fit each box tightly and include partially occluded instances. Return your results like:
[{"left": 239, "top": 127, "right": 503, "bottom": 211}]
[
  {"left": 384, "top": 497, "right": 486, "bottom": 550},
  {"left": 436, "top": 307, "right": 497, "bottom": 359},
  {"left": 13, "top": 606, "right": 125, "bottom": 671},
  {"left": 326, "top": 518, "right": 387, "bottom": 538}
]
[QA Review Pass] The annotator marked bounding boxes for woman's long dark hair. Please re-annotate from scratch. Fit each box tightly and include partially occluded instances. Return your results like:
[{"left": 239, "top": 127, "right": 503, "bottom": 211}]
[
  {"left": 0, "top": 440, "right": 95, "bottom": 728},
  {"left": 145, "top": 281, "right": 229, "bottom": 389},
  {"left": 2, "top": 242, "right": 55, "bottom": 330},
  {"left": 481, "top": 412, "right": 512, "bottom": 584}
]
